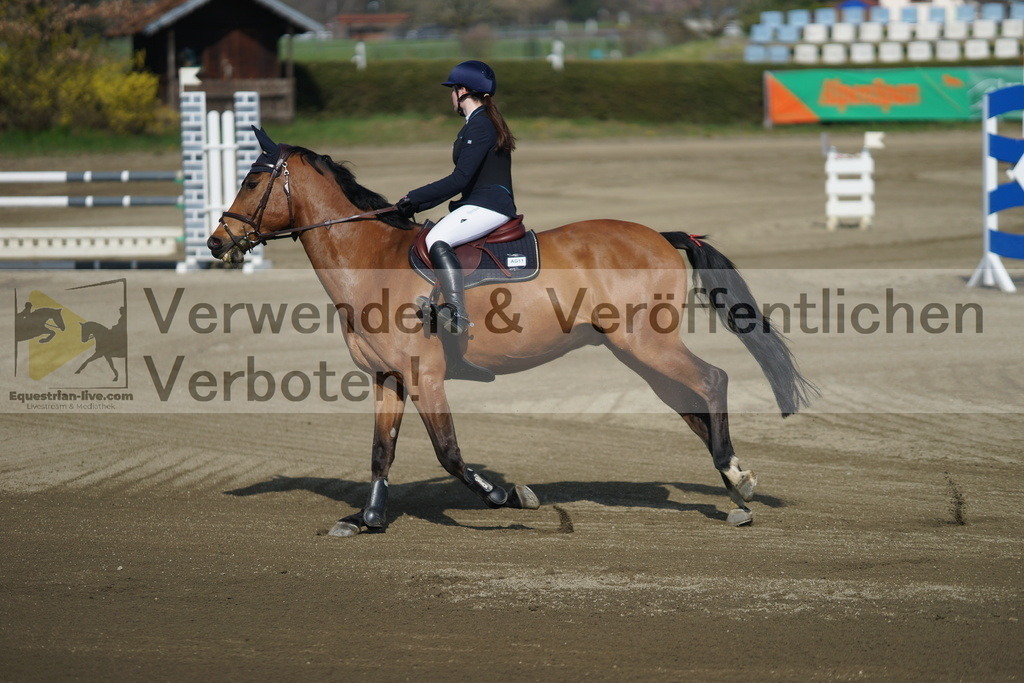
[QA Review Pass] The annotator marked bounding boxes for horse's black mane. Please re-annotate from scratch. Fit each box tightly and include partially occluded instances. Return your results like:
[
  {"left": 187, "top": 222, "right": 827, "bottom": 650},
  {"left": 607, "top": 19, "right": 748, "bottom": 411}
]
[{"left": 292, "top": 147, "right": 414, "bottom": 231}]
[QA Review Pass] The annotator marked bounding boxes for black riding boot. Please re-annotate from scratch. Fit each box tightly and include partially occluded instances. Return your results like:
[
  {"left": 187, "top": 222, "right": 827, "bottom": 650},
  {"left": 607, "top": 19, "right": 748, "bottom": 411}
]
[
  {"left": 429, "top": 240, "right": 471, "bottom": 335},
  {"left": 428, "top": 240, "right": 494, "bottom": 382}
]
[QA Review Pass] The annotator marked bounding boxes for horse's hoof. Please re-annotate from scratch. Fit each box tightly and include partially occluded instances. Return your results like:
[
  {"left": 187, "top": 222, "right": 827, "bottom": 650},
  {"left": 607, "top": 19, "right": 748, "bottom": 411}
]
[
  {"left": 327, "top": 520, "right": 361, "bottom": 537},
  {"left": 727, "top": 508, "right": 753, "bottom": 527},
  {"left": 507, "top": 484, "right": 540, "bottom": 510},
  {"left": 737, "top": 471, "right": 757, "bottom": 502}
]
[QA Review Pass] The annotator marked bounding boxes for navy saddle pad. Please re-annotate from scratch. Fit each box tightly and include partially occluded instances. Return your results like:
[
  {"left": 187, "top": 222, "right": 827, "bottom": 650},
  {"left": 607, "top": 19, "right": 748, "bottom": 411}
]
[{"left": 409, "top": 231, "right": 541, "bottom": 290}]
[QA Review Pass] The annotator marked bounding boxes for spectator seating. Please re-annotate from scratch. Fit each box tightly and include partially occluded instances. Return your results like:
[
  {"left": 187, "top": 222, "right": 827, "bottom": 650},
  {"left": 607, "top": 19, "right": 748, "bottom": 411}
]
[{"left": 745, "top": 1, "right": 1024, "bottom": 64}]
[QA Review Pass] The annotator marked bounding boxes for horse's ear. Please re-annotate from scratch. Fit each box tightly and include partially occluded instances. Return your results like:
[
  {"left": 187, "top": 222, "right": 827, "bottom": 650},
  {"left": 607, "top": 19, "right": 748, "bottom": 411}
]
[{"left": 252, "top": 125, "right": 279, "bottom": 156}]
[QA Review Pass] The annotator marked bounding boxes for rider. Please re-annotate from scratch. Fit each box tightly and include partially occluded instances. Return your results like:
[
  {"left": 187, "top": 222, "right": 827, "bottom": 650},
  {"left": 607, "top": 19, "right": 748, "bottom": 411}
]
[{"left": 395, "top": 60, "right": 517, "bottom": 337}]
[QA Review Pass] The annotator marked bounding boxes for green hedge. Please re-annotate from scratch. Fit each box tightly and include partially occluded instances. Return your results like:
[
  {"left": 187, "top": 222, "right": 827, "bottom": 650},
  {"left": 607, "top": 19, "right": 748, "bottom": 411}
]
[
  {"left": 295, "top": 59, "right": 1023, "bottom": 126},
  {"left": 296, "top": 60, "right": 769, "bottom": 124}
]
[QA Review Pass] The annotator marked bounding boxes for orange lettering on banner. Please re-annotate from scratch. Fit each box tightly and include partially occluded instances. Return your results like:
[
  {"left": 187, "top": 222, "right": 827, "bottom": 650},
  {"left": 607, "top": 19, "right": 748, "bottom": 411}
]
[{"left": 818, "top": 78, "right": 921, "bottom": 113}]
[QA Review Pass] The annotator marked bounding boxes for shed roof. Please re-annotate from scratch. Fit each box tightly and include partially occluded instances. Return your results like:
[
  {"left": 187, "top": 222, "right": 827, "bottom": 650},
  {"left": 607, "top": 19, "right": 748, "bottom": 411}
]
[{"left": 111, "top": 0, "right": 323, "bottom": 37}]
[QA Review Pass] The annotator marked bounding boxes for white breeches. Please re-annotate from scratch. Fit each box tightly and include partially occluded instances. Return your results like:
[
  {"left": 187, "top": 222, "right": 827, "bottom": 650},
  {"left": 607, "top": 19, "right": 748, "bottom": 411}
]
[{"left": 424, "top": 204, "right": 510, "bottom": 250}]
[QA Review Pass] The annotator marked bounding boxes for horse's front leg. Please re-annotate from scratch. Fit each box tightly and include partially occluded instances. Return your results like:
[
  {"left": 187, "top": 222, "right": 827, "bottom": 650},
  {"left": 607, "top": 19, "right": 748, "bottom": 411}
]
[
  {"left": 412, "top": 374, "right": 539, "bottom": 512},
  {"left": 330, "top": 372, "right": 406, "bottom": 537},
  {"left": 75, "top": 351, "right": 100, "bottom": 375}
]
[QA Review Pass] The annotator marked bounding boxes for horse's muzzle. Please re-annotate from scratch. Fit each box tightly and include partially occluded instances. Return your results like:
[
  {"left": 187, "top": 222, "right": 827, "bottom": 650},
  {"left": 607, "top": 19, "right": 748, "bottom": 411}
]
[
  {"left": 207, "top": 235, "right": 245, "bottom": 263},
  {"left": 207, "top": 234, "right": 227, "bottom": 257}
]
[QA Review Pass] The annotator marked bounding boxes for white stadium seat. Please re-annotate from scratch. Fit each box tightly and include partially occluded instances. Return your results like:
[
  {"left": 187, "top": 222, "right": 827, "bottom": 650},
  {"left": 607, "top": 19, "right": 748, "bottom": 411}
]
[
  {"left": 887, "top": 22, "right": 913, "bottom": 42},
  {"left": 1001, "top": 18, "right": 1024, "bottom": 38},
  {"left": 965, "top": 38, "right": 992, "bottom": 58},
  {"left": 858, "top": 22, "right": 884, "bottom": 42},
  {"left": 822, "top": 43, "right": 848, "bottom": 63},
  {"left": 907, "top": 40, "right": 933, "bottom": 61},
  {"left": 803, "top": 23, "right": 829, "bottom": 43},
  {"left": 943, "top": 21, "right": 969, "bottom": 39},
  {"left": 878, "top": 42, "right": 905, "bottom": 62},
  {"left": 831, "top": 22, "right": 856, "bottom": 42},
  {"left": 973, "top": 19, "right": 998, "bottom": 38},
  {"left": 915, "top": 22, "right": 941, "bottom": 40},
  {"left": 850, "top": 42, "right": 876, "bottom": 63},
  {"left": 793, "top": 43, "right": 820, "bottom": 64},
  {"left": 994, "top": 37, "right": 1020, "bottom": 57},
  {"left": 936, "top": 40, "right": 962, "bottom": 60}
]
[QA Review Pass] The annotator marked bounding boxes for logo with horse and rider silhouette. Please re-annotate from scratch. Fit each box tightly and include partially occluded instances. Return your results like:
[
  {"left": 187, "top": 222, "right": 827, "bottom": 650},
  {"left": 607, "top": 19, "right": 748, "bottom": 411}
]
[{"left": 13, "top": 279, "right": 127, "bottom": 387}]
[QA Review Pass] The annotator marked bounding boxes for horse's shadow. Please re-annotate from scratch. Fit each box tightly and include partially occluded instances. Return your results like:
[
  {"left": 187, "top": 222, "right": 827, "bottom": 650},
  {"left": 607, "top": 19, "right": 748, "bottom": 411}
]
[{"left": 224, "top": 468, "right": 787, "bottom": 531}]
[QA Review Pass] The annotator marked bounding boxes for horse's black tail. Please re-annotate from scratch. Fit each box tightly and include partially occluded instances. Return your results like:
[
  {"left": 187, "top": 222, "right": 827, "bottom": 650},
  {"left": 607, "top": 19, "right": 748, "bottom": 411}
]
[{"left": 662, "top": 231, "right": 818, "bottom": 417}]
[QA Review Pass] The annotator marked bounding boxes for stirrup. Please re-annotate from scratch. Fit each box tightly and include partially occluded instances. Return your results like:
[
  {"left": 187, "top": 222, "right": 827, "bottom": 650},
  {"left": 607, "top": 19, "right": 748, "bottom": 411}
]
[{"left": 436, "top": 303, "right": 471, "bottom": 336}]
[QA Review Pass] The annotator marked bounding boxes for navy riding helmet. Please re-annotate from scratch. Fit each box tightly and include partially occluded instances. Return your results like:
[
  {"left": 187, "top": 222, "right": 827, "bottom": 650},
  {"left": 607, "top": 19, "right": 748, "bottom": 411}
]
[{"left": 441, "top": 60, "right": 496, "bottom": 96}]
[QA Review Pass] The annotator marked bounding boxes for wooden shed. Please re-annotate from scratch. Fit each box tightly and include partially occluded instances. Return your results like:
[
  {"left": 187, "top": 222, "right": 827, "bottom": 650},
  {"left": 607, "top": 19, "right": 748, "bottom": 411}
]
[{"left": 111, "top": 0, "right": 323, "bottom": 122}]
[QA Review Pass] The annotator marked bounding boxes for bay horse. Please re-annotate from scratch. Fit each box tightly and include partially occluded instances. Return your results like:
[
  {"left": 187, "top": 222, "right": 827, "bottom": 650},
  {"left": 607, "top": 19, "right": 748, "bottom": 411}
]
[{"left": 208, "top": 130, "right": 815, "bottom": 535}]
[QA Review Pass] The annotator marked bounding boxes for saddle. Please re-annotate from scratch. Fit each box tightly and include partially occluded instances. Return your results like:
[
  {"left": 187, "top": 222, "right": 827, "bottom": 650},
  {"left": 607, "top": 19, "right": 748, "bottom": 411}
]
[
  {"left": 408, "top": 214, "right": 540, "bottom": 291},
  {"left": 412, "top": 214, "right": 526, "bottom": 275}
]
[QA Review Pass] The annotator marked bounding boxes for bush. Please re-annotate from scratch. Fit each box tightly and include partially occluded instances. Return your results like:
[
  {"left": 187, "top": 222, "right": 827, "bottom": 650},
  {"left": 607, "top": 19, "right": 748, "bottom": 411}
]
[
  {"left": 0, "top": 2, "right": 173, "bottom": 134},
  {"left": 296, "top": 60, "right": 771, "bottom": 125}
]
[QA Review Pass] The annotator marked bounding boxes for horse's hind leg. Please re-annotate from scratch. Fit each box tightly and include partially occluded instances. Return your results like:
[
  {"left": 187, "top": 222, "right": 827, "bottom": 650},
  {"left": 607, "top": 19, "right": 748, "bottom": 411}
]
[
  {"left": 104, "top": 354, "right": 118, "bottom": 382},
  {"left": 607, "top": 341, "right": 756, "bottom": 525}
]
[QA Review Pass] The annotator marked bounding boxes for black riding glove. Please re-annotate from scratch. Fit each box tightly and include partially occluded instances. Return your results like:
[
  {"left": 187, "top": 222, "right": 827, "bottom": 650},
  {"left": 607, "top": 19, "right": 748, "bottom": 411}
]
[{"left": 395, "top": 196, "right": 415, "bottom": 218}]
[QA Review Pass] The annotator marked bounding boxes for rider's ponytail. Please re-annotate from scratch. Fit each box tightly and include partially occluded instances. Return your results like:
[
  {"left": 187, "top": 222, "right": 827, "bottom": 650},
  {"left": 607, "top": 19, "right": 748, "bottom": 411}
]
[{"left": 479, "top": 94, "right": 516, "bottom": 154}]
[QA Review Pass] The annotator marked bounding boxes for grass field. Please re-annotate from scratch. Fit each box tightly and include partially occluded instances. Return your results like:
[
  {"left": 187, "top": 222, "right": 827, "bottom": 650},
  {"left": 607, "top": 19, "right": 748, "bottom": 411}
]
[
  {"left": 0, "top": 115, "right": 776, "bottom": 158},
  {"left": 0, "top": 113, "right": 984, "bottom": 159}
]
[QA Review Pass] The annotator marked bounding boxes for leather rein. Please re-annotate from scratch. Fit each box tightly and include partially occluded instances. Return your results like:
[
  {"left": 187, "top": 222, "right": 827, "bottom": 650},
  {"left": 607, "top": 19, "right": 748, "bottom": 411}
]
[{"left": 218, "top": 145, "right": 399, "bottom": 252}]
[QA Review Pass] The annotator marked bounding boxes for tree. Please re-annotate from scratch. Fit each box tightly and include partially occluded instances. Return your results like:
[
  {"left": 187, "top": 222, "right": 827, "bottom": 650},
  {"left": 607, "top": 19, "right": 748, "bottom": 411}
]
[{"left": 0, "top": 0, "right": 168, "bottom": 133}]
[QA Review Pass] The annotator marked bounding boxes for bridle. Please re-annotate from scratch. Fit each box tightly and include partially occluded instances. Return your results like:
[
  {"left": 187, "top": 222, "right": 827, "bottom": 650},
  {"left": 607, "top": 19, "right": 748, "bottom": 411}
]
[{"left": 217, "top": 144, "right": 400, "bottom": 253}]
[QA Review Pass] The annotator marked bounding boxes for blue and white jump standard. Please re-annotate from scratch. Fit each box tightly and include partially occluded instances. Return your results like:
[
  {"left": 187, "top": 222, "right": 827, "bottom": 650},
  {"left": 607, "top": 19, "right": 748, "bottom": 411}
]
[{"left": 970, "top": 84, "right": 1024, "bottom": 293}]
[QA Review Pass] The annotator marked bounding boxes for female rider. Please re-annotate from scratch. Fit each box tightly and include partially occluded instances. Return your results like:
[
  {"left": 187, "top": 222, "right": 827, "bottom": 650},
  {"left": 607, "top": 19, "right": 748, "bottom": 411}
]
[{"left": 395, "top": 60, "right": 517, "bottom": 338}]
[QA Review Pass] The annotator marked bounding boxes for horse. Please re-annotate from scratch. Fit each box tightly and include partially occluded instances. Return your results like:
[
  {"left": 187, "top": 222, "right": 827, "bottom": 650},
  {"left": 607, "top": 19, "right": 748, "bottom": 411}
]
[
  {"left": 76, "top": 315, "right": 126, "bottom": 382},
  {"left": 15, "top": 306, "right": 65, "bottom": 344},
  {"left": 207, "top": 129, "right": 816, "bottom": 536}
]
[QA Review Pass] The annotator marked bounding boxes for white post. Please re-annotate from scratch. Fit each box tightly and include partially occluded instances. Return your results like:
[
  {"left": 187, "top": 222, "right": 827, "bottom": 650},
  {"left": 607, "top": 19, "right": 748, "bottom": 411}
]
[
  {"left": 205, "top": 109, "right": 223, "bottom": 236},
  {"left": 220, "top": 109, "right": 236, "bottom": 208},
  {"left": 353, "top": 41, "right": 367, "bottom": 70},
  {"left": 547, "top": 40, "right": 565, "bottom": 71}
]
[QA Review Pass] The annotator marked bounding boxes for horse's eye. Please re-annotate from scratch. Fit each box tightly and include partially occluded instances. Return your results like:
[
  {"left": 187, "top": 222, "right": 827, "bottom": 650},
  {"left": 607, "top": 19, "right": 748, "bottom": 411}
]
[{"left": 245, "top": 179, "right": 259, "bottom": 190}]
